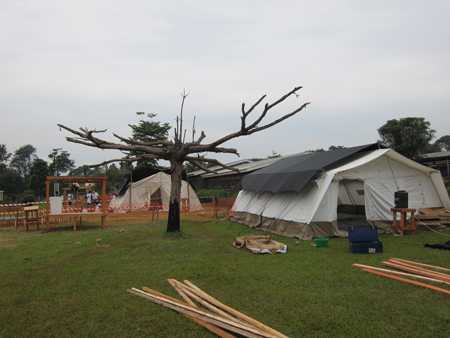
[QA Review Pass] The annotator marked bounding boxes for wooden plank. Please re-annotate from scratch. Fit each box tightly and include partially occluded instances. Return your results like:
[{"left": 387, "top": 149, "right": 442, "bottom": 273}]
[
  {"left": 383, "top": 261, "right": 450, "bottom": 283},
  {"left": 390, "top": 258, "right": 450, "bottom": 273},
  {"left": 183, "top": 280, "right": 289, "bottom": 338},
  {"left": 359, "top": 268, "right": 450, "bottom": 296},
  {"left": 145, "top": 285, "right": 237, "bottom": 338},
  {"left": 171, "top": 280, "right": 247, "bottom": 325},
  {"left": 128, "top": 288, "right": 272, "bottom": 338},
  {"left": 387, "top": 259, "right": 450, "bottom": 279},
  {"left": 353, "top": 264, "right": 450, "bottom": 286}
]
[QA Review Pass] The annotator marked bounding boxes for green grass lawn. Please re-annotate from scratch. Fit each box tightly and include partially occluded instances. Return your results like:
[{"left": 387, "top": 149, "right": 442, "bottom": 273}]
[{"left": 1, "top": 220, "right": 449, "bottom": 338}]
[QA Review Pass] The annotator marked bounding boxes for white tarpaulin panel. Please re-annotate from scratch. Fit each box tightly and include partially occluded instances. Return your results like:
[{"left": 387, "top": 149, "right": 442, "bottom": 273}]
[
  {"left": 336, "top": 152, "right": 443, "bottom": 220},
  {"left": 312, "top": 181, "right": 339, "bottom": 222},
  {"left": 49, "top": 196, "right": 63, "bottom": 215}
]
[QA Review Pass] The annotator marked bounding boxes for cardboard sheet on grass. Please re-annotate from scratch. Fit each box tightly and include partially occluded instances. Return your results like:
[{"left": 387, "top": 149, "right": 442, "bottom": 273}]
[{"left": 233, "top": 235, "right": 287, "bottom": 254}]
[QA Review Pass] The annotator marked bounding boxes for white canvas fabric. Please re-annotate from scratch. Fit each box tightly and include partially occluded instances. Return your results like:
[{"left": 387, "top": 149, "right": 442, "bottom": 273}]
[
  {"left": 110, "top": 172, "right": 202, "bottom": 212},
  {"left": 232, "top": 149, "right": 450, "bottom": 227},
  {"left": 49, "top": 196, "right": 63, "bottom": 215}
]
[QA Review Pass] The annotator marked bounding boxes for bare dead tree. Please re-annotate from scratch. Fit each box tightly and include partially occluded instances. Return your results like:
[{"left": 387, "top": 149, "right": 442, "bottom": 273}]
[{"left": 58, "top": 86, "right": 310, "bottom": 232}]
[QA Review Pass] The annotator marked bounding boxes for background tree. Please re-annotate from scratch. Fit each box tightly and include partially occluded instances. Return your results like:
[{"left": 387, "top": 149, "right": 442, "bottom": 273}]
[
  {"left": 378, "top": 117, "right": 435, "bottom": 159},
  {"left": 48, "top": 148, "right": 75, "bottom": 176},
  {"left": 29, "top": 158, "right": 50, "bottom": 200},
  {"left": 58, "top": 86, "right": 310, "bottom": 232},
  {"left": 0, "top": 144, "right": 11, "bottom": 170},
  {"left": 433, "top": 135, "right": 450, "bottom": 152},
  {"left": 10, "top": 144, "right": 36, "bottom": 178},
  {"left": 105, "top": 163, "right": 126, "bottom": 192},
  {"left": 129, "top": 112, "right": 171, "bottom": 169},
  {"left": 0, "top": 168, "right": 24, "bottom": 202}
]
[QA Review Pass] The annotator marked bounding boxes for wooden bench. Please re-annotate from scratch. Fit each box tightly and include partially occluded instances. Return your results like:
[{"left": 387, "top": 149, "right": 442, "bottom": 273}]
[{"left": 23, "top": 205, "right": 42, "bottom": 231}]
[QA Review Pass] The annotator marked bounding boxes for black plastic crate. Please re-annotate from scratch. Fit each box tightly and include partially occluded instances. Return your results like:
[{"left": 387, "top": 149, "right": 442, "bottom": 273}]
[{"left": 349, "top": 240, "right": 383, "bottom": 254}]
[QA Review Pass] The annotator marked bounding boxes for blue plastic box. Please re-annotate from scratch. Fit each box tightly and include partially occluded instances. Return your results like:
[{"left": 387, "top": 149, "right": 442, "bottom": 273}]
[{"left": 348, "top": 226, "right": 379, "bottom": 243}]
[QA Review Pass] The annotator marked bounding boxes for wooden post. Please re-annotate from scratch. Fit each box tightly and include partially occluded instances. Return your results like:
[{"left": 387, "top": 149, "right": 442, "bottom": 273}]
[
  {"left": 45, "top": 180, "right": 50, "bottom": 230},
  {"left": 101, "top": 177, "right": 107, "bottom": 228},
  {"left": 187, "top": 183, "right": 190, "bottom": 212},
  {"left": 214, "top": 197, "right": 218, "bottom": 219}
]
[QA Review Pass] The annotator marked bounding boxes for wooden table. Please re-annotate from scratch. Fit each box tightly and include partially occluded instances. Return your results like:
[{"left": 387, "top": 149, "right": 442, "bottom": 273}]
[{"left": 391, "top": 208, "right": 416, "bottom": 235}]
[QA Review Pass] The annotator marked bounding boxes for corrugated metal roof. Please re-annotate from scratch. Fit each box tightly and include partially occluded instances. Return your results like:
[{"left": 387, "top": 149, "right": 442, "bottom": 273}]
[
  {"left": 421, "top": 151, "right": 450, "bottom": 159},
  {"left": 187, "top": 157, "right": 281, "bottom": 178}
]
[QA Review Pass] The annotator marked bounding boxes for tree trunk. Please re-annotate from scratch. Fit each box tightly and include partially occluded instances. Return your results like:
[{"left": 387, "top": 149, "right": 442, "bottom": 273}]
[{"left": 167, "top": 160, "right": 183, "bottom": 232}]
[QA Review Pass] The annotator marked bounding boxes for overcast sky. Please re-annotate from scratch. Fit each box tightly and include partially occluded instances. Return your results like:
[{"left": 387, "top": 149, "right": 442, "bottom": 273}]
[{"left": 1, "top": 1, "right": 449, "bottom": 166}]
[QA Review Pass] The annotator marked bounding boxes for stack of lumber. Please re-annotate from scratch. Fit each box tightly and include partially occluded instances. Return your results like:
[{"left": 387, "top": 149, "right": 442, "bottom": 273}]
[
  {"left": 415, "top": 208, "right": 450, "bottom": 226},
  {"left": 128, "top": 279, "right": 289, "bottom": 338},
  {"left": 353, "top": 258, "right": 450, "bottom": 296}
]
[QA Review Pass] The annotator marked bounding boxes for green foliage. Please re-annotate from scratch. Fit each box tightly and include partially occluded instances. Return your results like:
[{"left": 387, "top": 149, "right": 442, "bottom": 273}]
[
  {"left": 106, "top": 163, "right": 127, "bottom": 192},
  {"left": 378, "top": 118, "right": 435, "bottom": 158},
  {"left": 0, "top": 167, "right": 24, "bottom": 201},
  {"left": 48, "top": 148, "right": 75, "bottom": 176},
  {"left": 129, "top": 113, "right": 171, "bottom": 169},
  {"left": 69, "top": 165, "right": 102, "bottom": 176},
  {"left": 0, "top": 144, "right": 10, "bottom": 169},
  {"left": 196, "top": 188, "right": 237, "bottom": 198},
  {"left": 130, "top": 112, "right": 171, "bottom": 142},
  {"left": 69, "top": 164, "right": 127, "bottom": 193},
  {"left": 434, "top": 135, "right": 450, "bottom": 152},
  {"left": 9, "top": 144, "right": 36, "bottom": 177},
  {"left": 0, "top": 222, "right": 449, "bottom": 337},
  {"left": 29, "top": 158, "right": 49, "bottom": 199}
]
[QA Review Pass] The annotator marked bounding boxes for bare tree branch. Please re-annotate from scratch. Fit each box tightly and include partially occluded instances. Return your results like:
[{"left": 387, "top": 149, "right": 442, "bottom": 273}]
[
  {"left": 250, "top": 102, "right": 310, "bottom": 134},
  {"left": 178, "top": 89, "right": 188, "bottom": 143},
  {"left": 192, "top": 86, "right": 308, "bottom": 151},
  {"left": 191, "top": 114, "right": 196, "bottom": 143},
  {"left": 86, "top": 156, "right": 144, "bottom": 168},
  {"left": 185, "top": 158, "right": 220, "bottom": 175},
  {"left": 58, "top": 124, "right": 169, "bottom": 158},
  {"left": 112, "top": 133, "right": 171, "bottom": 147}
]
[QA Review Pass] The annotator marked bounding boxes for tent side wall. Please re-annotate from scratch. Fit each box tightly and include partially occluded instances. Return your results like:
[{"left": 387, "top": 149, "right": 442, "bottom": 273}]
[
  {"left": 110, "top": 172, "right": 203, "bottom": 212},
  {"left": 231, "top": 149, "right": 449, "bottom": 239},
  {"left": 231, "top": 211, "right": 342, "bottom": 240},
  {"left": 336, "top": 152, "right": 445, "bottom": 220}
]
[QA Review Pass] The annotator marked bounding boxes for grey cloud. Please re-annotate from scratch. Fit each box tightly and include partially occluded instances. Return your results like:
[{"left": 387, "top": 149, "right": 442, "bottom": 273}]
[{"left": 1, "top": 0, "right": 449, "bottom": 165}]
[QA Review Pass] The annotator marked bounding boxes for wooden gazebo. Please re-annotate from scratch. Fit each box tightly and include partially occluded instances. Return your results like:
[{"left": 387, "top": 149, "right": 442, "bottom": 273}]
[{"left": 45, "top": 176, "right": 108, "bottom": 229}]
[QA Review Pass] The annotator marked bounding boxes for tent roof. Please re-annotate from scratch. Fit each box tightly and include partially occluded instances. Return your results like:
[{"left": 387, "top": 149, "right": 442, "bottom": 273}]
[{"left": 242, "top": 143, "right": 382, "bottom": 193}]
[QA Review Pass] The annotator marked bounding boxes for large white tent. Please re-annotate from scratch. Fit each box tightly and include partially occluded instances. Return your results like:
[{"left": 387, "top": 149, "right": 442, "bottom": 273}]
[
  {"left": 231, "top": 147, "right": 450, "bottom": 239},
  {"left": 110, "top": 172, "right": 202, "bottom": 212}
]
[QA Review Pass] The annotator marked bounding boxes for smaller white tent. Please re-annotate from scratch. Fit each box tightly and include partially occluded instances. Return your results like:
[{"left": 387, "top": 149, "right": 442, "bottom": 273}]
[{"left": 110, "top": 172, "right": 202, "bottom": 212}]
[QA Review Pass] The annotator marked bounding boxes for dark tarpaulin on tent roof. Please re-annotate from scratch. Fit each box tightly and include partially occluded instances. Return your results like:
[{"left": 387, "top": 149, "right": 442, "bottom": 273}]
[{"left": 242, "top": 143, "right": 381, "bottom": 194}]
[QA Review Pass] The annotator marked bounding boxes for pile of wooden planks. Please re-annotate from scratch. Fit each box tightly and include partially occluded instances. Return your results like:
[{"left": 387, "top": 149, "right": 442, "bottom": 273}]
[
  {"left": 415, "top": 208, "right": 450, "bottom": 226},
  {"left": 353, "top": 258, "right": 450, "bottom": 296},
  {"left": 128, "top": 279, "right": 289, "bottom": 338}
]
